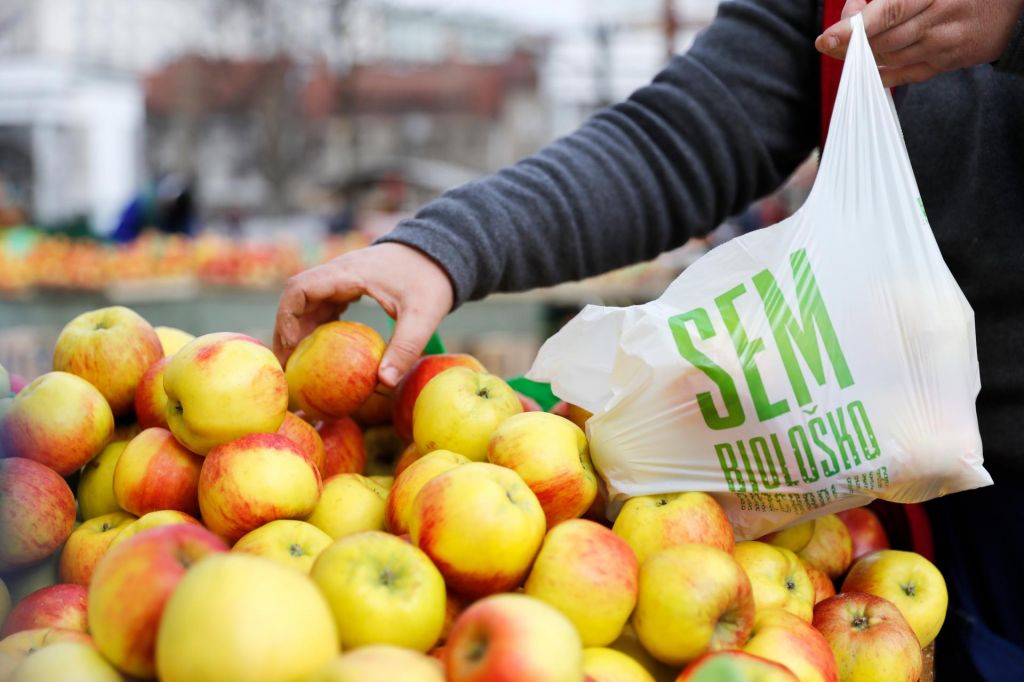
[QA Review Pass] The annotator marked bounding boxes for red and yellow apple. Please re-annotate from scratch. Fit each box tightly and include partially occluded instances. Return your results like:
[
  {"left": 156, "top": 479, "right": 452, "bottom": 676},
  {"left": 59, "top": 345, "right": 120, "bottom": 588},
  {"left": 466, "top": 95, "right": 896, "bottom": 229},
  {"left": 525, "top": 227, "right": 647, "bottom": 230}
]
[
  {"left": 524, "top": 519, "right": 638, "bottom": 646},
  {"left": 8, "top": 640, "right": 121, "bottom": 682},
  {"left": 58, "top": 511, "right": 136, "bottom": 585},
  {"left": 0, "top": 458, "right": 76, "bottom": 572},
  {"left": 835, "top": 508, "right": 890, "bottom": 563},
  {"left": 0, "top": 628, "right": 95, "bottom": 681},
  {"left": 0, "top": 584, "right": 87, "bottom": 638},
  {"left": 232, "top": 519, "right": 332, "bottom": 573},
  {"left": 352, "top": 385, "right": 394, "bottom": 427},
  {"left": 796, "top": 516, "right": 853, "bottom": 580},
  {"left": 410, "top": 462, "right": 545, "bottom": 598},
  {"left": 134, "top": 357, "right": 171, "bottom": 429},
  {"left": 285, "top": 321, "right": 385, "bottom": 420},
  {"left": 308, "top": 646, "right": 444, "bottom": 682},
  {"left": 113, "top": 427, "right": 203, "bottom": 516},
  {"left": 394, "top": 443, "right": 423, "bottom": 477},
  {"left": 612, "top": 492, "right": 734, "bottom": 565},
  {"left": 155, "top": 553, "right": 337, "bottom": 682},
  {"left": 743, "top": 608, "right": 838, "bottom": 682},
  {"left": 277, "top": 412, "right": 327, "bottom": 476},
  {"left": 386, "top": 450, "right": 469, "bottom": 535},
  {"left": 306, "top": 474, "right": 388, "bottom": 539},
  {"left": 317, "top": 416, "right": 366, "bottom": 478},
  {"left": 199, "top": 433, "right": 322, "bottom": 543},
  {"left": 677, "top": 651, "right": 798, "bottom": 682},
  {"left": 804, "top": 562, "right": 836, "bottom": 605},
  {"left": 488, "top": 412, "right": 597, "bottom": 527},
  {"left": 0, "top": 372, "right": 113, "bottom": 475},
  {"left": 77, "top": 440, "right": 128, "bottom": 520},
  {"left": 52, "top": 306, "right": 163, "bottom": 417},
  {"left": 88, "top": 524, "right": 228, "bottom": 678},
  {"left": 154, "top": 326, "right": 194, "bottom": 357},
  {"left": 759, "top": 521, "right": 815, "bottom": 554},
  {"left": 445, "top": 594, "right": 583, "bottom": 682},
  {"left": 393, "top": 354, "right": 486, "bottom": 441},
  {"left": 108, "top": 510, "right": 201, "bottom": 550},
  {"left": 583, "top": 647, "right": 655, "bottom": 682},
  {"left": 733, "top": 541, "right": 814, "bottom": 621},
  {"left": 163, "top": 333, "right": 288, "bottom": 454}
]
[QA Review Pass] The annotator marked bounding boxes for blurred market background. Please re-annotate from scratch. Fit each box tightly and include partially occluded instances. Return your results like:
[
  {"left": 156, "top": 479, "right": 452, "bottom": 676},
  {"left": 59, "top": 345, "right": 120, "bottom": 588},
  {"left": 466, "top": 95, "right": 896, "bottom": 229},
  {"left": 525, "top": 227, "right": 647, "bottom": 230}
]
[{"left": 0, "top": 0, "right": 813, "bottom": 381}]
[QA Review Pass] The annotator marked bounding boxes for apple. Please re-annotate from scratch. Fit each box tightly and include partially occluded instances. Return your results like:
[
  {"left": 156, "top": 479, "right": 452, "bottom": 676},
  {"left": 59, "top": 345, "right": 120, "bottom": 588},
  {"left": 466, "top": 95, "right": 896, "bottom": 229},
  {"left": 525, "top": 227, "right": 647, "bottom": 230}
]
[
  {"left": 835, "top": 508, "right": 889, "bottom": 563},
  {"left": 311, "top": 530, "right": 446, "bottom": 651},
  {"left": 517, "top": 393, "right": 542, "bottom": 412},
  {"left": 733, "top": 541, "right": 814, "bottom": 621},
  {"left": 445, "top": 593, "right": 583, "bottom": 682},
  {"left": 77, "top": 441, "right": 128, "bottom": 520},
  {"left": 803, "top": 561, "right": 836, "bottom": 605},
  {"left": 113, "top": 427, "right": 203, "bottom": 517},
  {"left": 550, "top": 402, "right": 593, "bottom": 431},
  {"left": 612, "top": 492, "right": 734, "bottom": 565},
  {"left": 0, "top": 458, "right": 76, "bottom": 572},
  {"left": 155, "top": 553, "right": 337, "bottom": 682},
  {"left": 677, "top": 651, "right": 798, "bottom": 682},
  {"left": 59, "top": 512, "right": 136, "bottom": 586},
  {"left": 796, "top": 515, "right": 853, "bottom": 580},
  {"left": 439, "top": 593, "right": 469, "bottom": 644},
  {"left": 632, "top": 544, "right": 754, "bottom": 666},
  {"left": 813, "top": 593, "right": 922, "bottom": 682},
  {"left": 363, "top": 424, "right": 407, "bottom": 475},
  {"left": 0, "top": 629, "right": 95, "bottom": 682},
  {"left": 307, "top": 645, "right": 445, "bottom": 682},
  {"left": 154, "top": 326, "right": 194, "bottom": 357},
  {"left": 200, "top": 433, "right": 321, "bottom": 543},
  {"left": 317, "top": 416, "right": 366, "bottom": 478},
  {"left": 386, "top": 450, "right": 470, "bottom": 535},
  {"left": 524, "top": 519, "right": 638, "bottom": 647},
  {"left": 285, "top": 321, "right": 385, "bottom": 420},
  {"left": 413, "top": 367, "right": 522, "bottom": 462},
  {"left": 8, "top": 374, "right": 27, "bottom": 394},
  {"left": 134, "top": 356, "right": 171, "bottom": 429},
  {"left": 488, "top": 412, "right": 597, "bottom": 527},
  {"left": 393, "top": 354, "right": 486, "bottom": 441},
  {"left": 232, "top": 519, "right": 332, "bottom": 573},
  {"left": 52, "top": 306, "right": 163, "bottom": 417},
  {"left": 0, "top": 584, "right": 87, "bottom": 638},
  {"left": 305, "top": 473, "right": 388, "bottom": 539},
  {"left": 394, "top": 443, "right": 423, "bottom": 477},
  {"left": 8, "top": 640, "right": 121, "bottom": 682},
  {"left": 841, "top": 549, "right": 947, "bottom": 647},
  {"left": 163, "top": 332, "right": 288, "bottom": 455},
  {"left": 370, "top": 475, "right": 393, "bottom": 489},
  {"left": 759, "top": 520, "right": 815, "bottom": 554},
  {"left": 107, "top": 510, "right": 201, "bottom": 550},
  {"left": 0, "top": 578, "right": 9, "bottom": 626},
  {"left": 352, "top": 385, "right": 394, "bottom": 427},
  {"left": 0, "top": 372, "right": 113, "bottom": 475},
  {"left": 277, "top": 412, "right": 327, "bottom": 476},
  {"left": 583, "top": 647, "right": 655, "bottom": 682},
  {"left": 88, "top": 524, "right": 228, "bottom": 678},
  {"left": 410, "top": 462, "right": 546, "bottom": 598},
  {"left": 743, "top": 608, "right": 838, "bottom": 682},
  {"left": 608, "top": 624, "right": 679, "bottom": 682}
]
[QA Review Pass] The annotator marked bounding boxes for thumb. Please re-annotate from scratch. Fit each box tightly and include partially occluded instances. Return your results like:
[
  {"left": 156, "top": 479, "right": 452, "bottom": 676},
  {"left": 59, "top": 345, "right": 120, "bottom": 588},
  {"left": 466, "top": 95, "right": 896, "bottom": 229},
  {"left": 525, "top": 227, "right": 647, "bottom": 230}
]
[
  {"left": 378, "top": 308, "right": 444, "bottom": 387},
  {"left": 841, "top": 0, "right": 868, "bottom": 20}
]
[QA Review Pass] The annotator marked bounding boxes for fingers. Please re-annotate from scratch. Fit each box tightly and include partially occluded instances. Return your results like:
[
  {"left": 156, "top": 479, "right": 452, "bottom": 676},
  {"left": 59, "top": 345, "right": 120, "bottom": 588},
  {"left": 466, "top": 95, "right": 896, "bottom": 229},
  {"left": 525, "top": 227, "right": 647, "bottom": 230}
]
[
  {"left": 378, "top": 302, "right": 448, "bottom": 387},
  {"left": 817, "top": 0, "right": 931, "bottom": 59},
  {"left": 880, "top": 62, "right": 940, "bottom": 87},
  {"left": 273, "top": 262, "right": 366, "bottom": 364}
]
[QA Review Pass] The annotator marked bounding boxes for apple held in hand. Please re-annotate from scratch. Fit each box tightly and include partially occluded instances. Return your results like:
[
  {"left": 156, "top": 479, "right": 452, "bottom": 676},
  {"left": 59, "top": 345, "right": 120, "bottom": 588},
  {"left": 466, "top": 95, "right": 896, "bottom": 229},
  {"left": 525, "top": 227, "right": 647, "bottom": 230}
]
[
  {"left": 677, "top": 651, "right": 799, "bottom": 682},
  {"left": 0, "top": 458, "right": 76, "bottom": 572},
  {"left": 59, "top": 512, "right": 136, "bottom": 586},
  {"left": 306, "top": 473, "right": 388, "bottom": 539},
  {"left": 393, "top": 354, "right": 486, "bottom": 441},
  {"left": 0, "top": 584, "right": 88, "bottom": 638},
  {"left": 286, "top": 321, "right": 385, "bottom": 420},
  {"left": 164, "top": 333, "right": 288, "bottom": 454},
  {"left": 232, "top": 520, "right": 332, "bottom": 574},
  {"left": 488, "top": 412, "right": 597, "bottom": 527},
  {"left": 803, "top": 561, "right": 836, "bottom": 605},
  {"left": 88, "top": 524, "right": 228, "bottom": 678},
  {"left": 134, "top": 357, "right": 171, "bottom": 429},
  {"left": 352, "top": 384, "right": 394, "bottom": 427},
  {"left": 743, "top": 608, "right": 838, "bottom": 682},
  {"left": 759, "top": 520, "right": 815, "bottom": 554},
  {"left": 841, "top": 549, "right": 947, "bottom": 647},
  {"left": 524, "top": 519, "right": 638, "bottom": 647},
  {"left": 386, "top": 450, "right": 469, "bottom": 535},
  {"left": 108, "top": 509, "right": 201, "bottom": 550},
  {"left": 632, "top": 544, "right": 754, "bottom": 667},
  {"left": 277, "top": 412, "right": 327, "bottom": 476},
  {"left": 835, "top": 508, "right": 889, "bottom": 563},
  {"left": 77, "top": 441, "right": 128, "bottom": 520},
  {"left": 410, "top": 462, "right": 546, "bottom": 598},
  {"left": 200, "top": 433, "right": 322, "bottom": 543},
  {"left": 52, "top": 306, "right": 163, "bottom": 417},
  {"left": 733, "top": 541, "right": 814, "bottom": 621},
  {"left": 9, "top": 640, "right": 122, "bottom": 682},
  {"left": 114, "top": 428, "right": 203, "bottom": 517},
  {"left": 612, "top": 492, "right": 734, "bottom": 565},
  {"left": 796, "top": 515, "right": 853, "bottom": 580},
  {"left": 413, "top": 367, "right": 522, "bottom": 462},
  {"left": 813, "top": 593, "right": 922, "bottom": 682},
  {"left": 155, "top": 553, "right": 338, "bottom": 682},
  {"left": 308, "top": 646, "right": 445, "bottom": 682},
  {"left": 445, "top": 593, "right": 584, "bottom": 682},
  {"left": 317, "top": 416, "right": 366, "bottom": 478},
  {"left": 154, "top": 326, "right": 194, "bottom": 357},
  {"left": 1, "top": 372, "right": 114, "bottom": 476},
  {"left": 583, "top": 647, "right": 655, "bottom": 682}
]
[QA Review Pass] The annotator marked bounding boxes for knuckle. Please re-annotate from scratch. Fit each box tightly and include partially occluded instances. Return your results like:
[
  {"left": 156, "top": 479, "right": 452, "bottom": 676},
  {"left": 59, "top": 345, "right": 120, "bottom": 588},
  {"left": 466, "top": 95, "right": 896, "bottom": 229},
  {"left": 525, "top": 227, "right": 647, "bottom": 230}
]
[{"left": 884, "top": 0, "right": 905, "bottom": 30}]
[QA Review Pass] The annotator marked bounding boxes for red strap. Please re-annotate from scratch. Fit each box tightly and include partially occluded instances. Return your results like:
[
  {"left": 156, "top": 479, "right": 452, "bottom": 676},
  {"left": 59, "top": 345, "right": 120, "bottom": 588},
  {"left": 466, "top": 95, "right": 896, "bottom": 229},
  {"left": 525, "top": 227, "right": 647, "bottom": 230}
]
[{"left": 819, "top": 0, "right": 848, "bottom": 149}]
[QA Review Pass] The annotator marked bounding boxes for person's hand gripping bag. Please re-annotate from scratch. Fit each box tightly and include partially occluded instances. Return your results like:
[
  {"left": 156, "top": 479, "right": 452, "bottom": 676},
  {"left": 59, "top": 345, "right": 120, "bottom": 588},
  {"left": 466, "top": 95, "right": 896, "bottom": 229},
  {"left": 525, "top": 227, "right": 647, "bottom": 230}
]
[{"left": 528, "top": 15, "right": 992, "bottom": 540}]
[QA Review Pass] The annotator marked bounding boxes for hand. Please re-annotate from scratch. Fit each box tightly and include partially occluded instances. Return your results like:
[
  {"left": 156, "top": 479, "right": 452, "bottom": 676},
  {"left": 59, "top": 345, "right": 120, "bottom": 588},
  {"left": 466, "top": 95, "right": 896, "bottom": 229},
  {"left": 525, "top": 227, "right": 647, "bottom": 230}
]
[
  {"left": 274, "top": 242, "right": 454, "bottom": 387},
  {"left": 816, "top": 0, "right": 1024, "bottom": 87}
]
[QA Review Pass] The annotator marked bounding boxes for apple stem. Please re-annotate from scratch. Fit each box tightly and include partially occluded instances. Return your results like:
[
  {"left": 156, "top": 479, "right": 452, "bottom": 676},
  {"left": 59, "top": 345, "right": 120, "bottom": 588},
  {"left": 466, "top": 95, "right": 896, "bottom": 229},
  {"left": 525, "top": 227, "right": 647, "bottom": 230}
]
[
  {"left": 852, "top": 615, "right": 868, "bottom": 630},
  {"left": 902, "top": 582, "right": 916, "bottom": 597}
]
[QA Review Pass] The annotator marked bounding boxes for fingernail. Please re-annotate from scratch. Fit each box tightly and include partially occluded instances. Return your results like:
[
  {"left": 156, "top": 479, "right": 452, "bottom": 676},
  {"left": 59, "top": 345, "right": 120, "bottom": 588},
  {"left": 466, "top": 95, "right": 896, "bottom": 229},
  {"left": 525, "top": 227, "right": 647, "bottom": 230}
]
[
  {"left": 380, "top": 365, "right": 399, "bottom": 386},
  {"left": 826, "top": 35, "right": 839, "bottom": 50}
]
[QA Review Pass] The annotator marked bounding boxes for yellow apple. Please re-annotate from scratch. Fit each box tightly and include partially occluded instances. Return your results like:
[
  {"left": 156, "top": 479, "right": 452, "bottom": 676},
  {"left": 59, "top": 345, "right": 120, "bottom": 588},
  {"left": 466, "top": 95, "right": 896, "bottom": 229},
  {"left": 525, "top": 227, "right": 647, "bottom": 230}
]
[
  {"left": 0, "top": 629, "right": 95, "bottom": 682},
  {"left": 77, "top": 441, "right": 128, "bottom": 520},
  {"left": 445, "top": 594, "right": 583, "bottom": 682},
  {"left": 796, "top": 515, "right": 853, "bottom": 580},
  {"left": 59, "top": 511, "right": 136, "bottom": 585},
  {"left": 612, "top": 492, "right": 734, "bottom": 565},
  {"left": 524, "top": 519, "right": 638, "bottom": 646},
  {"left": 804, "top": 562, "right": 836, "bottom": 605},
  {"left": 743, "top": 608, "right": 838, "bottom": 682},
  {"left": 154, "top": 326, "right": 194, "bottom": 357},
  {"left": 306, "top": 474, "right": 387, "bottom": 540},
  {"left": 113, "top": 427, "right": 203, "bottom": 517},
  {"left": 386, "top": 450, "right": 469, "bottom": 535},
  {"left": 0, "top": 372, "right": 113, "bottom": 476},
  {"left": 107, "top": 509, "right": 201, "bottom": 550},
  {"left": 413, "top": 367, "right": 522, "bottom": 461},
  {"left": 277, "top": 412, "right": 327, "bottom": 477},
  {"left": 199, "top": 433, "right": 322, "bottom": 543},
  {"left": 410, "top": 462, "right": 546, "bottom": 598},
  {"left": 232, "top": 520, "right": 332, "bottom": 573},
  {"left": 369, "top": 475, "right": 393, "bottom": 489},
  {"left": 677, "top": 651, "right": 799, "bottom": 682},
  {"left": 163, "top": 332, "right": 288, "bottom": 454},
  {"left": 841, "top": 549, "right": 947, "bottom": 647},
  {"left": 155, "top": 553, "right": 338, "bottom": 682},
  {"left": 9, "top": 641, "right": 121, "bottom": 682},
  {"left": 311, "top": 531, "right": 446, "bottom": 651},
  {"left": 488, "top": 412, "right": 597, "bottom": 527},
  {"left": 308, "top": 646, "right": 445, "bottom": 682},
  {"left": 583, "top": 647, "right": 655, "bottom": 682},
  {"left": 0, "top": 458, "right": 76, "bottom": 572},
  {"left": 608, "top": 624, "right": 683, "bottom": 682},
  {"left": 759, "top": 521, "right": 815, "bottom": 553},
  {"left": 734, "top": 541, "right": 814, "bottom": 621},
  {"left": 53, "top": 306, "right": 163, "bottom": 417},
  {"left": 633, "top": 544, "right": 755, "bottom": 667},
  {"left": 393, "top": 354, "right": 486, "bottom": 441}
]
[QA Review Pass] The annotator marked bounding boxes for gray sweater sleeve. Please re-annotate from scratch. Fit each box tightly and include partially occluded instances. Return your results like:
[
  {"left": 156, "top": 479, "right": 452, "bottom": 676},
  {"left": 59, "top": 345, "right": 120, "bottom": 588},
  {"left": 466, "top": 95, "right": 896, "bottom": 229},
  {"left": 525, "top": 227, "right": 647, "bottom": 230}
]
[
  {"left": 996, "top": 9, "right": 1024, "bottom": 74},
  {"left": 377, "top": 0, "right": 821, "bottom": 307}
]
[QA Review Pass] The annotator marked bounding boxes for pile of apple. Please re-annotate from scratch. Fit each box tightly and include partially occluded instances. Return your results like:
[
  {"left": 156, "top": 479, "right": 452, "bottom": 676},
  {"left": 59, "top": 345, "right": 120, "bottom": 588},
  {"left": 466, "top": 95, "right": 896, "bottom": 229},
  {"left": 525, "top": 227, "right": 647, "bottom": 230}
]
[{"left": 0, "top": 306, "right": 946, "bottom": 682}]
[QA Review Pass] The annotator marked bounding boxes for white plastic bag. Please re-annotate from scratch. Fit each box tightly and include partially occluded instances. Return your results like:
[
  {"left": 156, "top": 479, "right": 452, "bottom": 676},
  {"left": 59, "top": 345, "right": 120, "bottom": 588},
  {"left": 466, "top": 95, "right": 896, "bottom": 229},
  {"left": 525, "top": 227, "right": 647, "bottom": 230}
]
[{"left": 528, "top": 14, "right": 992, "bottom": 540}]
